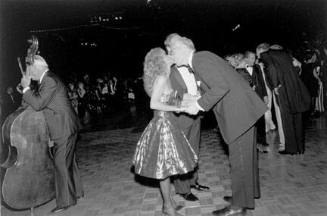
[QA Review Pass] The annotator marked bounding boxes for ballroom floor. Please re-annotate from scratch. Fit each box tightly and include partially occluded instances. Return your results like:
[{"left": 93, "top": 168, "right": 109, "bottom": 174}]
[{"left": 2, "top": 111, "right": 327, "bottom": 216}]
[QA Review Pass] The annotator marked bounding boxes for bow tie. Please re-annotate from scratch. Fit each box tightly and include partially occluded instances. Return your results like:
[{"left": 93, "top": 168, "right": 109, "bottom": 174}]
[{"left": 178, "top": 65, "right": 194, "bottom": 74}]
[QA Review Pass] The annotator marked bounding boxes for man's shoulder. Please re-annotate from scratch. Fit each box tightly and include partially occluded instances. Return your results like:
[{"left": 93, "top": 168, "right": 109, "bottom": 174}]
[
  {"left": 194, "top": 51, "right": 215, "bottom": 58},
  {"left": 194, "top": 51, "right": 225, "bottom": 62},
  {"left": 44, "top": 71, "right": 63, "bottom": 85}
]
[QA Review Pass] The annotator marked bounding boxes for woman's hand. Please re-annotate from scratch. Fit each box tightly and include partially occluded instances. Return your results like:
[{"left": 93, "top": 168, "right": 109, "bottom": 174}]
[{"left": 182, "top": 93, "right": 200, "bottom": 106}]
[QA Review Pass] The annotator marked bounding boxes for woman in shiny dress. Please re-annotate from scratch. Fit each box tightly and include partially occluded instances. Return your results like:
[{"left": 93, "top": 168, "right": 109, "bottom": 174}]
[{"left": 133, "top": 48, "right": 198, "bottom": 216}]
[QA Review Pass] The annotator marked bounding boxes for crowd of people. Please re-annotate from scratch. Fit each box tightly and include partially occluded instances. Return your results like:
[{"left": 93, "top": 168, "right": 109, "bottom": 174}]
[
  {"left": 0, "top": 72, "right": 150, "bottom": 125},
  {"left": 66, "top": 73, "right": 121, "bottom": 124}
]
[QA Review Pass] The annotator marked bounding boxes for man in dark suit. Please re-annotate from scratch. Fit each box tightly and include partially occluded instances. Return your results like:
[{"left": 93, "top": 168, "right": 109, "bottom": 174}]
[
  {"left": 257, "top": 44, "right": 311, "bottom": 155},
  {"left": 165, "top": 33, "right": 267, "bottom": 216},
  {"left": 165, "top": 35, "right": 209, "bottom": 202},
  {"left": 20, "top": 55, "right": 83, "bottom": 213}
]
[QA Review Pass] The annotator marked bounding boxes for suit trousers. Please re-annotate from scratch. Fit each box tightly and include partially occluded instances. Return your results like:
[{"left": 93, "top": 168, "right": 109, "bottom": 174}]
[
  {"left": 53, "top": 133, "right": 83, "bottom": 207},
  {"left": 273, "top": 93, "right": 285, "bottom": 149},
  {"left": 229, "top": 126, "right": 259, "bottom": 209},
  {"left": 281, "top": 111, "right": 304, "bottom": 153},
  {"left": 256, "top": 116, "right": 267, "bottom": 145},
  {"left": 173, "top": 118, "right": 201, "bottom": 194}
]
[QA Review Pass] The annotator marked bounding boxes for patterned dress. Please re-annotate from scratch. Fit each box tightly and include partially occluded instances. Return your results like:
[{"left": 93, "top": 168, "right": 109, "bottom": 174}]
[{"left": 133, "top": 91, "right": 198, "bottom": 179}]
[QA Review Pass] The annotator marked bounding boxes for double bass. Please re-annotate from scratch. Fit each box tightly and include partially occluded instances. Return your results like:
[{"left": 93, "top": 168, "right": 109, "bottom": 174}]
[{"left": 0, "top": 36, "right": 55, "bottom": 211}]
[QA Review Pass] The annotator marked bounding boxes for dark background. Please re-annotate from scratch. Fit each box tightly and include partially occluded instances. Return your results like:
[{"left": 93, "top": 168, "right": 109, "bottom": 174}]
[{"left": 0, "top": 0, "right": 326, "bottom": 89}]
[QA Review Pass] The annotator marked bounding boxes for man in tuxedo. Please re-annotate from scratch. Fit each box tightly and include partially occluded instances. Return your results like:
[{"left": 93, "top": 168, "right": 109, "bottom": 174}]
[
  {"left": 165, "top": 34, "right": 209, "bottom": 202},
  {"left": 166, "top": 33, "right": 267, "bottom": 216},
  {"left": 20, "top": 55, "right": 83, "bottom": 213},
  {"left": 244, "top": 51, "right": 270, "bottom": 151}
]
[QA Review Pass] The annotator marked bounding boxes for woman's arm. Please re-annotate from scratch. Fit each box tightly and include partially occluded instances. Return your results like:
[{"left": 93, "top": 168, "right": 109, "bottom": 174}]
[{"left": 150, "top": 75, "right": 183, "bottom": 112}]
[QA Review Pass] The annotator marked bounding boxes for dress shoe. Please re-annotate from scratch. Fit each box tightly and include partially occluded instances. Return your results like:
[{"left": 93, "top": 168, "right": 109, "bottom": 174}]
[
  {"left": 223, "top": 196, "right": 232, "bottom": 203},
  {"left": 212, "top": 206, "right": 246, "bottom": 216},
  {"left": 162, "top": 206, "right": 183, "bottom": 216},
  {"left": 171, "top": 199, "right": 184, "bottom": 211},
  {"left": 191, "top": 183, "right": 210, "bottom": 191},
  {"left": 180, "top": 192, "right": 199, "bottom": 201},
  {"left": 223, "top": 195, "right": 260, "bottom": 203},
  {"left": 77, "top": 195, "right": 85, "bottom": 200},
  {"left": 278, "top": 150, "right": 296, "bottom": 155},
  {"left": 257, "top": 143, "right": 270, "bottom": 153}
]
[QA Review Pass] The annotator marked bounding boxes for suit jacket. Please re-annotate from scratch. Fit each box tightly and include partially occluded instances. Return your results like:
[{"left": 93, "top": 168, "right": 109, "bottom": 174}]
[
  {"left": 169, "top": 65, "right": 201, "bottom": 129},
  {"left": 23, "top": 71, "right": 80, "bottom": 141},
  {"left": 193, "top": 51, "right": 267, "bottom": 144}
]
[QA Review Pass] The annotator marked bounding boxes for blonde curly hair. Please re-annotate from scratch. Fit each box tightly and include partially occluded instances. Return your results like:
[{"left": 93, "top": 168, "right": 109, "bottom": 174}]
[{"left": 143, "top": 47, "right": 169, "bottom": 97}]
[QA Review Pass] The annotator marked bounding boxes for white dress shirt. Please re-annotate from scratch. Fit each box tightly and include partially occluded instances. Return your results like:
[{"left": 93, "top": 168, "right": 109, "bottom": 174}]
[
  {"left": 177, "top": 66, "right": 198, "bottom": 96},
  {"left": 246, "top": 65, "right": 253, "bottom": 76},
  {"left": 182, "top": 52, "right": 204, "bottom": 111}
]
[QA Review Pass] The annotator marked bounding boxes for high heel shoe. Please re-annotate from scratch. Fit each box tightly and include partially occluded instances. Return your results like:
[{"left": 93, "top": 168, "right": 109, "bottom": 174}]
[
  {"left": 171, "top": 198, "right": 184, "bottom": 211},
  {"left": 162, "top": 206, "right": 183, "bottom": 216}
]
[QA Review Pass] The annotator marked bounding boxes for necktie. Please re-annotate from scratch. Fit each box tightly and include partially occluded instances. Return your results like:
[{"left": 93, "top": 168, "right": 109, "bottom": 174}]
[{"left": 186, "top": 65, "right": 194, "bottom": 74}]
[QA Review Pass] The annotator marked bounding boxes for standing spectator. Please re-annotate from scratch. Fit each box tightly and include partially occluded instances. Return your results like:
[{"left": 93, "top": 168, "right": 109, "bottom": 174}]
[
  {"left": 239, "top": 52, "right": 269, "bottom": 152},
  {"left": 126, "top": 79, "right": 136, "bottom": 118},
  {"left": 77, "top": 82, "right": 90, "bottom": 124},
  {"left": 67, "top": 83, "right": 79, "bottom": 115},
  {"left": 321, "top": 43, "right": 327, "bottom": 111},
  {"left": 301, "top": 51, "right": 321, "bottom": 117},
  {"left": 134, "top": 76, "right": 148, "bottom": 117}
]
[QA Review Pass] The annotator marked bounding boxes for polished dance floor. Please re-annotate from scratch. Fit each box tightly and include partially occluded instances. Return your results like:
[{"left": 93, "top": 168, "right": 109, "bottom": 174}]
[{"left": 2, "top": 111, "right": 327, "bottom": 216}]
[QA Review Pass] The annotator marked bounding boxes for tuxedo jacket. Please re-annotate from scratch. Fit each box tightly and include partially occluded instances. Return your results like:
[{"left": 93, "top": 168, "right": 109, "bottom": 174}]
[
  {"left": 23, "top": 71, "right": 81, "bottom": 141},
  {"left": 169, "top": 65, "right": 201, "bottom": 128},
  {"left": 237, "top": 65, "right": 267, "bottom": 100},
  {"left": 193, "top": 51, "right": 267, "bottom": 144}
]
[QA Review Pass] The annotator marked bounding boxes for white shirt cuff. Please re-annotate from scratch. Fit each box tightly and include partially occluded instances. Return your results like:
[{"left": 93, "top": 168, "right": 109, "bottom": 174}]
[
  {"left": 196, "top": 101, "right": 204, "bottom": 111},
  {"left": 23, "top": 87, "right": 30, "bottom": 93}
]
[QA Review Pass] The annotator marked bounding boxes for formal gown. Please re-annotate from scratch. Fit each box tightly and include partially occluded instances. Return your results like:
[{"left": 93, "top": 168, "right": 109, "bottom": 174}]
[{"left": 133, "top": 91, "right": 198, "bottom": 180}]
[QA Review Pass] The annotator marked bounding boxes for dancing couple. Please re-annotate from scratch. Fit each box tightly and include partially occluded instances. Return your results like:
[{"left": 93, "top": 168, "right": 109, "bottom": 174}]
[{"left": 133, "top": 33, "right": 267, "bottom": 216}]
